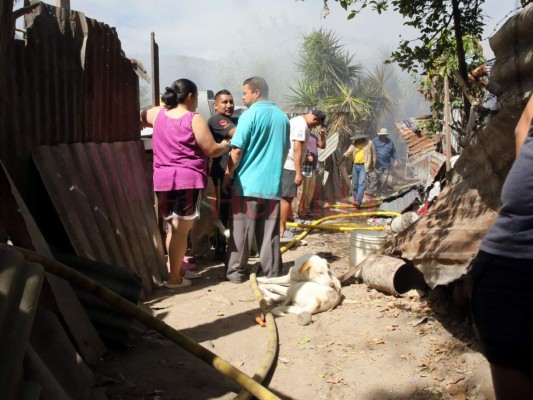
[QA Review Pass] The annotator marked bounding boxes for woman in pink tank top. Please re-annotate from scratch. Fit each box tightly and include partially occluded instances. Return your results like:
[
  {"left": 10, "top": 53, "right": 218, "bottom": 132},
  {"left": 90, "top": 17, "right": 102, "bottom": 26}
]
[{"left": 140, "top": 79, "right": 230, "bottom": 288}]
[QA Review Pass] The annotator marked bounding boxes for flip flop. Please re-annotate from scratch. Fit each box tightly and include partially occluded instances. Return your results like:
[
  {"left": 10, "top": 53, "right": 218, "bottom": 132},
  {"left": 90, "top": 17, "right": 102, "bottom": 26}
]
[
  {"left": 162, "top": 278, "right": 192, "bottom": 289},
  {"left": 182, "top": 270, "right": 202, "bottom": 280}
]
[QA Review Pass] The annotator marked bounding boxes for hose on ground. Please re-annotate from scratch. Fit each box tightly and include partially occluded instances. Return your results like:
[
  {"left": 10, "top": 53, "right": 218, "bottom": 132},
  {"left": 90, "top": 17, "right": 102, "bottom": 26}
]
[
  {"left": 234, "top": 263, "right": 279, "bottom": 400},
  {"left": 7, "top": 244, "right": 281, "bottom": 400}
]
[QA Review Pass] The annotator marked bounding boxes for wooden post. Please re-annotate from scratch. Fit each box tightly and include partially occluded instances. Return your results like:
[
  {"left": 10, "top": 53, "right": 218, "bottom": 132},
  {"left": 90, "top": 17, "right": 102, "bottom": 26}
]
[
  {"left": 151, "top": 32, "right": 160, "bottom": 106},
  {"left": 55, "top": 0, "right": 70, "bottom": 8},
  {"left": 444, "top": 76, "right": 452, "bottom": 171}
]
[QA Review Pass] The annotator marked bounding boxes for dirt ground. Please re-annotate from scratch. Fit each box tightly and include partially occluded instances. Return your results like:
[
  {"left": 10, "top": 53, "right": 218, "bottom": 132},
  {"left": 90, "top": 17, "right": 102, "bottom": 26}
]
[{"left": 93, "top": 219, "right": 496, "bottom": 400}]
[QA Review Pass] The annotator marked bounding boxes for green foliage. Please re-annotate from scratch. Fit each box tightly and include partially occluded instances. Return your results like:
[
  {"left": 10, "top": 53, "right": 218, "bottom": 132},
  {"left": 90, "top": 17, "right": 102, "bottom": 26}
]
[
  {"left": 289, "top": 28, "right": 395, "bottom": 137},
  {"left": 311, "top": 0, "right": 512, "bottom": 146},
  {"left": 296, "top": 29, "right": 362, "bottom": 99},
  {"left": 418, "top": 33, "right": 485, "bottom": 112}
]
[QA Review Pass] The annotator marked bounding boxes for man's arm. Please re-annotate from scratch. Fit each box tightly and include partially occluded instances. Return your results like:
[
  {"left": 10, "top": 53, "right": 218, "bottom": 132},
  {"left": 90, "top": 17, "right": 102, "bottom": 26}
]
[
  {"left": 468, "top": 64, "right": 488, "bottom": 88},
  {"left": 390, "top": 141, "right": 399, "bottom": 167},
  {"left": 317, "top": 128, "right": 326, "bottom": 149},
  {"left": 222, "top": 146, "right": 243, "bottom": 193},
  {"left": 338, "top": 144, "right": 354, "bottom": 165},
  {"left": 293, "top": 140, "right": 304, "bottom": 186}
]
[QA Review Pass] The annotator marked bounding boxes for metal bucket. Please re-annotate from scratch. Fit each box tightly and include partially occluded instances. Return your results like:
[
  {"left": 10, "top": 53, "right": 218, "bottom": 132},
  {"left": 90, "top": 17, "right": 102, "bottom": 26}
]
[
  {"left": 349, "top": 230, "right": 388, "bottom": 278},
  {"left": 361, "top": 255, "right": 426, "bottom": 296}
]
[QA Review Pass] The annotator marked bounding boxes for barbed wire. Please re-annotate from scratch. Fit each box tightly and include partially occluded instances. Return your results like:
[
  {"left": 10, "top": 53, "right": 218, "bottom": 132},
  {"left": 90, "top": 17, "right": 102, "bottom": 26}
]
[{"left": 481, "top": 6, "right": 522, "bottom": 41}]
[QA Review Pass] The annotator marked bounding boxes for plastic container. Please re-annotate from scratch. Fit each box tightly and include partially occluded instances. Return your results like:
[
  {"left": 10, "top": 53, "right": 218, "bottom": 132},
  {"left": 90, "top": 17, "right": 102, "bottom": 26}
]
[{"left": 349, "top": 229, "right": 388, "bottom": 277}]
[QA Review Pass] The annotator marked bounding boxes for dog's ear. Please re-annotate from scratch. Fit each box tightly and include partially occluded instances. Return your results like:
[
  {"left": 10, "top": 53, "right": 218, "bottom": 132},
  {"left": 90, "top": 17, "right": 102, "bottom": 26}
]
[{"left": 299, "top": 260, "right": 312, "bottom": 274}]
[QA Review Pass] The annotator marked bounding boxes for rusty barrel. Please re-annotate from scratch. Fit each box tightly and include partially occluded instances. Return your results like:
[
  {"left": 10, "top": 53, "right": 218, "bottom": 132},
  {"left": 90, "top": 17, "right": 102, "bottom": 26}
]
[{"left": 361, "top": 254, "right": 426, "bottom": 296}]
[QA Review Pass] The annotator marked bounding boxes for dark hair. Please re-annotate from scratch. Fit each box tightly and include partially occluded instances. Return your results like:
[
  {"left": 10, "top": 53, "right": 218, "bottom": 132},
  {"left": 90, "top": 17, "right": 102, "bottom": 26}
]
[
  {"left": 243, "top": 76, "right": 268, "bottom": 99},
  {"left": 215, "top": 89, "right": 232, "bottom": 100},
  {"left": 162, "top": 78, "right": 197, "bottom": 108}
]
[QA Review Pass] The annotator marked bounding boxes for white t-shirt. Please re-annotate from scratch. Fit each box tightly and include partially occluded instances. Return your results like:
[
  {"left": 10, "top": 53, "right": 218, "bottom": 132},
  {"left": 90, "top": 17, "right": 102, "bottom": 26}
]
[{"left": 284, "top": 115, "right": 310, "bottom": 170}]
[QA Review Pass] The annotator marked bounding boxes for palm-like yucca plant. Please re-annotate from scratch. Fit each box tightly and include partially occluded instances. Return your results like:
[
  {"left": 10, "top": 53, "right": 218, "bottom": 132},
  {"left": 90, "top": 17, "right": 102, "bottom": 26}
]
[
  {"left": 289, "top": 28, "right": 395, "bottom": 139},
  {"left": 322, "top": 80, "right": 371, "bottom": 136},
  {"left": 287, "top": 79, "right": 320, "bottom": 110},
  {"left": 356, "top": 64, "right": 395, "bottom": 132},
  {"left": 292, "top": 29, "right": 363, "bottom": 103}
]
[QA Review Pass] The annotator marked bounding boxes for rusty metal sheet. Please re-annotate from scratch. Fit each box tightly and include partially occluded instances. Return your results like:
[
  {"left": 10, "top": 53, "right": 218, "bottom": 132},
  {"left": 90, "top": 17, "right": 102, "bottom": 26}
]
[
  {"left": 32, "top": 141, "right": 166, "bottom": 297},
  {"left": 379, "top": 187, "right": 421, "bottom": 214},
  {"left": 0, "top": 246, "right": 44, "bottom": 400},
  {"left": 394, "top": 122, "right": 438, "bottom": 158},
  {"left": 386, "top": 109, "right": 520, "bottom": 287},
  {"left": 0, "top": 3, "right": 140, "bottom": 242}
]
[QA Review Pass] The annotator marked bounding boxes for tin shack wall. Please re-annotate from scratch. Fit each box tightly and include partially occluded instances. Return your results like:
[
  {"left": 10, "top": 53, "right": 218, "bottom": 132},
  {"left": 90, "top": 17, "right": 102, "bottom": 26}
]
[{"left": 0, "top": 3, "right": 140, "bottom": 244}]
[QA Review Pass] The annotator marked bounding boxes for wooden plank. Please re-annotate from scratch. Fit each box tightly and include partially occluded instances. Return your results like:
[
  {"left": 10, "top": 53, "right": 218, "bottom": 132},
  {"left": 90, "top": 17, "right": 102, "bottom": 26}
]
[{"left": 1, "top": 160, "right": 106, "bottom": 362}]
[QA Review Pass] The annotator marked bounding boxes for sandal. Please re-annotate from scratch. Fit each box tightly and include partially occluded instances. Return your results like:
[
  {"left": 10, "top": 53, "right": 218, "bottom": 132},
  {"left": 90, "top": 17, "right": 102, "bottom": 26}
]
[
  {"left": 183, "top": 270, "right": 202, "bottom": 279},
  {"left": 162, "top": 278, "right": 191, "bottom": 289}
]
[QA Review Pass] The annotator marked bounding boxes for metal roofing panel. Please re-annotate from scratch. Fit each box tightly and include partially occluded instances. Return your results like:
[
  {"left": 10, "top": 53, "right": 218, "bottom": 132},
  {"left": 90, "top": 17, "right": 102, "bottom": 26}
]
[
  {"left": 379, "top": 188, "right": 421, "bottom": 213},
  {"left": 0, "top": 3, "right": 140, "bottom": 238},
  {"left": 385, "top": 108, "right": 520, "bottom": 287},
  {"left": 32, "top": 141, "right": 166, "bottom": 297},
  {"left": 394, "top": 122, "right": 439, "bottom": 161},
  {"left": 318, "top": 132, "right": 340, "bottom": 162}
]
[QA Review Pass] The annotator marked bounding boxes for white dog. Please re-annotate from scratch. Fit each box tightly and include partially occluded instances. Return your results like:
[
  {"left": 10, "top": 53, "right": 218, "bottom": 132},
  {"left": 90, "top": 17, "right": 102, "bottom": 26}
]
[{"left": 257, "top": 254, "right": 342, "bottom": 325}]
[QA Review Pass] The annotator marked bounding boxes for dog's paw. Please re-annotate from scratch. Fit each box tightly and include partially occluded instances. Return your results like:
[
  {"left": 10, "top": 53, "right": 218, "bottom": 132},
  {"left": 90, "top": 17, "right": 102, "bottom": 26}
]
[
  {"left": 223, "top": 229, "right": 230, "bottom": 238},
  {"left": 297, "top": 312, "right": 312, "bottom": 326}
]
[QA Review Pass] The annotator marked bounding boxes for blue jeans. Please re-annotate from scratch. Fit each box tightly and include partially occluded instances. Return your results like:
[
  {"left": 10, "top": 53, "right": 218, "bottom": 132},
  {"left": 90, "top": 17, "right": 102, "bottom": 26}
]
[{"left": 351, "top": 164, "right": 366, "bottom": 205}]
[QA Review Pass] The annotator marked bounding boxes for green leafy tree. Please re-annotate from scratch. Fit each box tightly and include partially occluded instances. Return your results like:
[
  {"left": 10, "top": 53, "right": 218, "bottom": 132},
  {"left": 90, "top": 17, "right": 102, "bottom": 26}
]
[{"left": 302, "top": 0, "right": 525, "bottom": 143}]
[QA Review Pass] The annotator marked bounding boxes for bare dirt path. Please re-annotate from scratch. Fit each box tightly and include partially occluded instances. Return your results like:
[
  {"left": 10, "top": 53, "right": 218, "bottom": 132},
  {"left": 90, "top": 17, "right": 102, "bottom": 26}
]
[{"left": 94, "top": 228, "right": 495, "bottom": 400}]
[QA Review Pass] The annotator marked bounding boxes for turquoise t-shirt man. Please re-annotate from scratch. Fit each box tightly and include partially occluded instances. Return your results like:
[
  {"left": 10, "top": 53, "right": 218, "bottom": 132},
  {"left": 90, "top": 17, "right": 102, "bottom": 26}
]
[{"left": 231, "top": 101, "right": 290, "bottom": 199}]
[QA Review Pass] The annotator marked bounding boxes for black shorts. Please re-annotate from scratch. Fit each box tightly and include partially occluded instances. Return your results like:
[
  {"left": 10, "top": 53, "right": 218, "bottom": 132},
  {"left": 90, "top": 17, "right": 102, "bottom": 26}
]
[
  {"left": 156, "top": 189, "right": 202, "bottom": 220},
  {"left": 281, "top": 169, "right": 297, "bottom": 198},
  {"left": 469, "top": 250, "right": 533, "bottom": 376}
]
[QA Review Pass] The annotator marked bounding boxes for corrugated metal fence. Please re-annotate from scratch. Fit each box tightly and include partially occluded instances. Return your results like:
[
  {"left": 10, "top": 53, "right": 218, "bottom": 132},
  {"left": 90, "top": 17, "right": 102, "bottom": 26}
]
[{"left": 0, "top": 2, "right": 140, "bottom": 212}]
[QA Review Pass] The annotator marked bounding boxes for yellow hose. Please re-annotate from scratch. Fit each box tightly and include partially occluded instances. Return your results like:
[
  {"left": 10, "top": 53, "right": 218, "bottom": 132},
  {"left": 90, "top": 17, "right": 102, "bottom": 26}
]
[
  {"left": 234, "top": 265, "right": 279, "bottom": 400},
  {"left": 7, "top": 245, "right": 281, "bottom": 400},
  {"left": 281, "top": 211, "right": 400, "bottom": 253},
  {"left": 287, "top": 222, "right": 385, "bottom": 232},
  {"left": 328, "top": 202, "right": 382, "bottom": 209}
]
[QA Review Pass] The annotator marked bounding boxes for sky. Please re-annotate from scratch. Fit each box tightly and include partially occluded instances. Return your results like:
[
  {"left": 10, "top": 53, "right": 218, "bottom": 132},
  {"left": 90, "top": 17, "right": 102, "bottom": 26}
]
[
  {"left": 25, "top": 1, "right": 524, "bottom": 113},
  {"left": 64, "top": 0, "right": 519, "bottom": 62}
]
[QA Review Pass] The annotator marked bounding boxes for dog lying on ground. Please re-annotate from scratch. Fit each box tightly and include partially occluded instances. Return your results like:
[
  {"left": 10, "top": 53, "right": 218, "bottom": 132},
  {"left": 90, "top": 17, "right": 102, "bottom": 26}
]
[
  {"left": 257, "top": 254, "right": 342, "bottom": 325},
  {"left": 189, "top": 199, "right": 229, "bottom": 257}
]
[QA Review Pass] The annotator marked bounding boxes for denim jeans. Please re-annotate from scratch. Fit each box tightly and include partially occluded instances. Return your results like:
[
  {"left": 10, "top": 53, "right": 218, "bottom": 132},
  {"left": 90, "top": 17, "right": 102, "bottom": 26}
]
[{"left": 351, "top": 164, "right": 366, "bottom": 205}]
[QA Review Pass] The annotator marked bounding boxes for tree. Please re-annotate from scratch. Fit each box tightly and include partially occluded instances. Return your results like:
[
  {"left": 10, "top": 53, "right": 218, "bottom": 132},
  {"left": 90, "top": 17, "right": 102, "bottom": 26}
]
[
  {"left": 288, "top": 29, "right": 394, "bottom": 137},
  {"left": 314, "top": 1, "right": 490, "bottom": 112}
]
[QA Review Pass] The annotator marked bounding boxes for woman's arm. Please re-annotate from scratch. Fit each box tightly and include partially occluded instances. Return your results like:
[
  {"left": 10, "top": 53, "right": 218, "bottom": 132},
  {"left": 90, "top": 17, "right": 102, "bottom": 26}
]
[
  {"left": 515, "top": 95, "right": 533, "bottom": 156},
  {"left": 192, "top": 114, "right": 231, "bottom": 157},
  {"left": 140, "top": 106, "right": 162, "bottom": 128}
]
